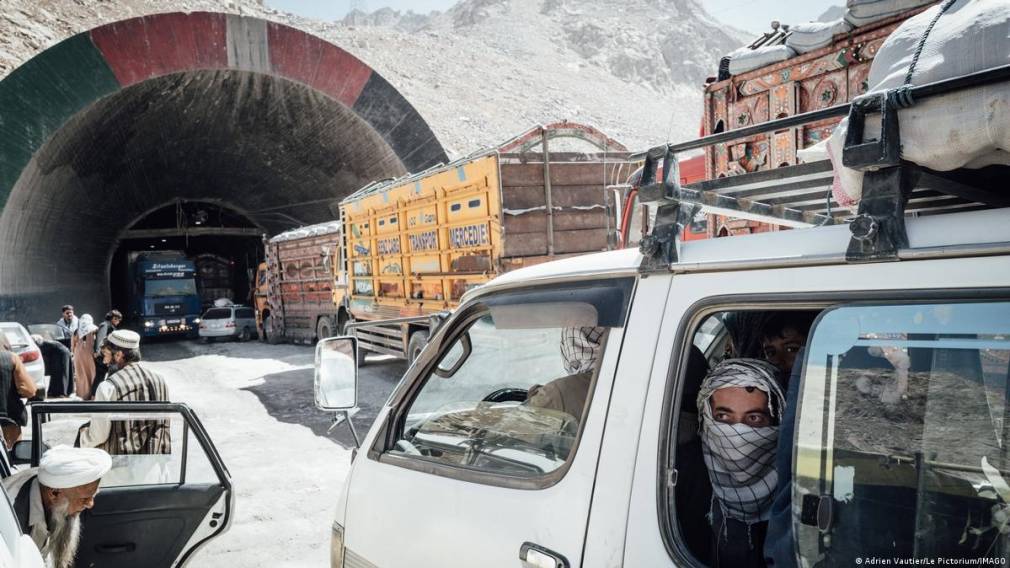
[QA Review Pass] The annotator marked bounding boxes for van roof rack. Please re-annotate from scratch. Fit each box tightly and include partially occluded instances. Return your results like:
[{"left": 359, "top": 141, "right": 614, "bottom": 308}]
[{"left": 636, "top": 63, "right": 1010, "bottom": 271}]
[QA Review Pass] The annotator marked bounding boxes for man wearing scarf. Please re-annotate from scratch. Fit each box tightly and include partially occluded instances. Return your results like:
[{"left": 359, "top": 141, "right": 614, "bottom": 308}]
[
  {"left": 3, "top": 446, "right": 112, "bottom": 568},
  {"left": 526, "top": 326, "right": 607, "bottom": 423},
  {"left": 697, "top": 358, "right": 785, "bottom": 568}
]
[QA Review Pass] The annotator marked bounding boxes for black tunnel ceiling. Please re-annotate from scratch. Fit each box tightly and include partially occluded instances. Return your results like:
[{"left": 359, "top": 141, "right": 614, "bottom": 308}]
[{"left": 0, "top": 70, "right": 416, "bottom": 321}]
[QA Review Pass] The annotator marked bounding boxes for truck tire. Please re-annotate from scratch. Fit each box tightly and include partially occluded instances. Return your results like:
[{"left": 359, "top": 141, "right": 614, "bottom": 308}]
[
  {"left": 264, "top": 315, "right": 281, "bottom": 345},
  {"left": 407, "top": 330, "right": 429, "bottom": 365},
  {"left": 316, "top": 316, "right": 334, "bottom": 342}
]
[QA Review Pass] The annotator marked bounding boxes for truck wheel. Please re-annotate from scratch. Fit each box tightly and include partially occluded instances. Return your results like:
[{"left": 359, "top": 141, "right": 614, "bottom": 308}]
[
  {"left": 239, "top": 327, "right": 252, "bottom": 342},
  {"left": 407, "top": 330, "right": 429, "bottom": 365},
  {"left": 316, "top": 316, "right": 334, "bottom": 342}
]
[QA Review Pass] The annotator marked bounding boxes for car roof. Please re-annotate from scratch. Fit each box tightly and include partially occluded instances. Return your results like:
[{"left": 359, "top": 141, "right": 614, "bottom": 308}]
[{"left": 470, "top": 207, "right": 1010, "bottom": 299}]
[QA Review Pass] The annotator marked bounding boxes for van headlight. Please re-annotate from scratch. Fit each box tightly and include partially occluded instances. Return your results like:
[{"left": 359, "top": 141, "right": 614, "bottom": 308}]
[
  {"left": 193, "top": 318, "right": 201, "bottom": 325},
  {"left": 330, "top": 521, "right": 345, "bottom": 568},
  {"left": 144, "top": 321, "right": 154, "bottom": 328}
]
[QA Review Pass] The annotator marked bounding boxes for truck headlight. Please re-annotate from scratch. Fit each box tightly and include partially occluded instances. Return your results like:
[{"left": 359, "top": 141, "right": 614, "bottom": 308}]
[
  {"left": 330, "top": 521, "right": 344, "bottom": 568},
  {"left": 193, "top": 318, "right": 201, "bottom": 325},
  {"left": 144, "top": 321, "right": 154, "bottom": 328}
]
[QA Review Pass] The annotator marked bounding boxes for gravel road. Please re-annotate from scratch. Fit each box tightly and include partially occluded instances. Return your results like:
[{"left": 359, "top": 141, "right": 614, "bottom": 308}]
[{"left": 141, "top": 338, "right": 406, "bottom": 567}]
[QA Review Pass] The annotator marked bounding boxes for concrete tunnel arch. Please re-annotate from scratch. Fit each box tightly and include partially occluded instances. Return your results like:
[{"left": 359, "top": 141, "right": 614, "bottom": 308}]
[{"left": 0, "top": 12, "right": 447, "bottom": 322}]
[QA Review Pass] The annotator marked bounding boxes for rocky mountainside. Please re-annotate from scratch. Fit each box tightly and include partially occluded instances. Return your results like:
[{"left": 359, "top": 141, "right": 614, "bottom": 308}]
[{"left": 0, "top": 0, "right": 749, "bottom": 157}]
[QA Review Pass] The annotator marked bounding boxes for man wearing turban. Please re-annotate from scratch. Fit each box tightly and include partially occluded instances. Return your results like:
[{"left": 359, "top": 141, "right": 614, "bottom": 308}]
[
  {"left": 3, "top": 446, "right": 112, "bottom": 568},
  {"left": 697, "top": 358, "right": 785, "bottom": 568}
]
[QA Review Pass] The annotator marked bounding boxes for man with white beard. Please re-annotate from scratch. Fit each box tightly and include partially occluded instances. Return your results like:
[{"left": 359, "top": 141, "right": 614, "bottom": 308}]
[{"left": 3, "top": 446, "right": 111, "bottom": 568}]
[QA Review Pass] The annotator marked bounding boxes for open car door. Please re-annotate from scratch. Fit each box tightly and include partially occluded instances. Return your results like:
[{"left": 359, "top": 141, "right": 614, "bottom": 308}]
[{"left": 18, "top": 402, "right": 232, "bottom": 568}]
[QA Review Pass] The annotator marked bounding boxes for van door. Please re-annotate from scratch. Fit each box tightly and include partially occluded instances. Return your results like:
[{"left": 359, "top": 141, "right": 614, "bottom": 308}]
[
  {"left": 341, "top": 278, "right": 639, "bottom": 568},
  {"left": 18, "top": 402, "right": 231, "bottom": 568},
  {"left": 791, "top": 300, "right": 1010, "bottom": 565}
]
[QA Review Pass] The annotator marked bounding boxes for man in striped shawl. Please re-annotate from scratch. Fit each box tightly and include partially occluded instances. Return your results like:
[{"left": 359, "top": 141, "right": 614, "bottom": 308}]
[
  {"left": 696, "top": 358, "right": 785, "bottom": 568},
  {"left": 79, "top": 330, "right": 171, "bottom": 457}
]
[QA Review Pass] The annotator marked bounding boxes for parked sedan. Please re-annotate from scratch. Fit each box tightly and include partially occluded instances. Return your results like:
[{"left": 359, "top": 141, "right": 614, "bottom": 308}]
[
  {"left": 199, "top": 305, "right": 257, "bottom": 342},
  {"left": 26, "top": 323, "right": 71, "bottom": 351},
  {"left": 0, "top": 324, "right": 45, "bottom": 391}
]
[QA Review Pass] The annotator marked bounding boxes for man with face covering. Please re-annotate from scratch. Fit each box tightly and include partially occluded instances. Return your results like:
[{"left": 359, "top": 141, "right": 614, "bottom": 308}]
[
  {"left": 3, "top": 446, "right": 112, "bottom": 568},
  {"left": 526, "top": 326, "right": 606, "bottom": 423},
  {"left": 697, "top": 358, "right": 785, "bottom": 568}
]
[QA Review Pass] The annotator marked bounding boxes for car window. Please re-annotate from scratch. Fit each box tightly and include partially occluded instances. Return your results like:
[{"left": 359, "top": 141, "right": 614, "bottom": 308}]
[
  {"left": 795, "top": 301, "right": 1010, "bottom": 564},
  {"left": 203, "top": 309, "right": 232, "bottom": 320},
  {"left": 389, "top": 278, "right": 633, "bottom": 479},
  {"left": 35, "top": 411, "right": 218, "bottom": 488},
  {"left": 237, "top": 309, "right": 254, "bottom": 319},
  {"left": 0, "top": 326, "right": 28, "bottom": 349}
]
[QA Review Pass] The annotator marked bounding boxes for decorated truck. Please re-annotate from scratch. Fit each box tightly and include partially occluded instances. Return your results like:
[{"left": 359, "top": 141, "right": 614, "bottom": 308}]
[
  {"left": 339, "top": 122, "right": 636, "bottom": 362},
  {"left": 257, "top": 221, "right": 345, "bottom": 344},
  {"left": 254, "top": 123, "right": 635, "bottom": 355}
]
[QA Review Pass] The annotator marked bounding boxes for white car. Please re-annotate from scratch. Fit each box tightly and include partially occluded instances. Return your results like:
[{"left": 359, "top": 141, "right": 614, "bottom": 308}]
[{"left": 0, "top": 324, "right": 45, "bottom": 392}]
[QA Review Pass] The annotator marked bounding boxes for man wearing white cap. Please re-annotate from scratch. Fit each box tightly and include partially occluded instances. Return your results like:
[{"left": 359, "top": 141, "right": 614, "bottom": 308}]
[
  {"left": 3, "top": 446, "right": 111, "bottom": 568},
  {"left": 78, "top": 330, "right": 171, "bottom": 455}
]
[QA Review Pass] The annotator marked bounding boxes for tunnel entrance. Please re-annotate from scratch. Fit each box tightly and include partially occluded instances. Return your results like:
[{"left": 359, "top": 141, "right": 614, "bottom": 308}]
[
  {"left": 0, "top": 12, "right": 448, "bottom": 323},
  {"left": 109, "top": 201, "right": 265, "bottom": 323}
]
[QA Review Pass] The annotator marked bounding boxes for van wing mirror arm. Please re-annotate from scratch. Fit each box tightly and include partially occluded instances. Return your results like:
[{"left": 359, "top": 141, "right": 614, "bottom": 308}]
[{"left": 327, "top": 409, "right": 360, "bottom": 448}]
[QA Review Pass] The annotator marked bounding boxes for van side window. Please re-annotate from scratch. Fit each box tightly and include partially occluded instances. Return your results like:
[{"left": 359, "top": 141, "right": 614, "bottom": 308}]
[
  {"left": 795, "top": 302, "right": 1010, "bottom": 564},
  {"left": 388, "top": 279, "right": 633, "bottom": 479}
]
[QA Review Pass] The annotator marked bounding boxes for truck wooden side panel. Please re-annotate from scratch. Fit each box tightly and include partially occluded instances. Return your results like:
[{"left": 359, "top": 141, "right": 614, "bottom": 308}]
[
  {"left": 341, "top": 155, "right": 502, "bottom": 320},
  {"left": 264, "top": 226, "right": 344, "bottom": 342}
]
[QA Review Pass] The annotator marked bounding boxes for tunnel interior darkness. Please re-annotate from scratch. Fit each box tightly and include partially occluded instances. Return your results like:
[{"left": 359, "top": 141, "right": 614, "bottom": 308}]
[{"left": 0, "top": 69, "right": 411, "bottom": 323}]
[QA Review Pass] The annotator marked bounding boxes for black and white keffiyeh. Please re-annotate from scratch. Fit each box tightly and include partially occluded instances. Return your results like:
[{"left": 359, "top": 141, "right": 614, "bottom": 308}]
[
  {"left": 559, "top": 327, "right": 606, "bottom": 374},
  {"left": 696, "top": 358, "right": 785, "bottom": 524}
]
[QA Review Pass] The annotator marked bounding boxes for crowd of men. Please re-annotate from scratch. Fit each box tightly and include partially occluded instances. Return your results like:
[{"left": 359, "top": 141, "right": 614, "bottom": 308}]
[{"left": 0, "top": 304, "right": 174, "bottom": 568}]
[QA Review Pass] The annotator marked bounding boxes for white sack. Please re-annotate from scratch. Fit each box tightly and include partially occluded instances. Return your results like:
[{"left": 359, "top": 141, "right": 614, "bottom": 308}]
[
  {"left": 786, "top": 19, "right": 854, "bottom": 54},
  {"left": 727, "top": 44, "right": 797, "bottom": 76},
  {"left": 845, "top": 0, "right": 938, "bottom": 27},
  {"left": 824, "top": 0, "right": 1010, "bottom": 207}
]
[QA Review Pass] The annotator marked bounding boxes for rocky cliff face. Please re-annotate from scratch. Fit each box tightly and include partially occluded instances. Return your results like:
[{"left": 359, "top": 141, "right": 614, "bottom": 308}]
[{"left": 1, "top": 0, "right": 748, "bottom": 156}]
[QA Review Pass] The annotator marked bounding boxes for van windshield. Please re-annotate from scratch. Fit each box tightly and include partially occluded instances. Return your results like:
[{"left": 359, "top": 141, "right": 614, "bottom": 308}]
[{"left": 391, "top": 278, "right": 634, "bottom": 478}]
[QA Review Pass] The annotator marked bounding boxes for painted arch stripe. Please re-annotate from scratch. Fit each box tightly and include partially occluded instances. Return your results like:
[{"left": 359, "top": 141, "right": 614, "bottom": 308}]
[
  {"left": 0, "top": 11, "right": 446, "bottom": 208},
  {"left": 90, "top": 12, "right": 229, "bottom": 87}
]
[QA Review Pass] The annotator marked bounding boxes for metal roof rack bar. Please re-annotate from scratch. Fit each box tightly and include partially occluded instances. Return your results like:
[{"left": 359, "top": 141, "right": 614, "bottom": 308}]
[{"left": 634, "top": 63, "right": 1010, "bottom": 270}]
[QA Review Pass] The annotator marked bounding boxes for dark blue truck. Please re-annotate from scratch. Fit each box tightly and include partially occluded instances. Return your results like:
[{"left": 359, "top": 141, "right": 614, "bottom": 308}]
[{"left": 128, "top": 251, "right": 202, "bottom": 338}]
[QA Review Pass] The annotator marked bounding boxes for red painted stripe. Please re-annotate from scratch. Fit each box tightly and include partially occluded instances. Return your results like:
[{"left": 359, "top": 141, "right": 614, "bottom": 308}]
[
  {"left": 267, "top": 23, "right": 371, "bottom": 108},
  {"left": 90, "top": 12, "right": 228, "bottom": 87}
]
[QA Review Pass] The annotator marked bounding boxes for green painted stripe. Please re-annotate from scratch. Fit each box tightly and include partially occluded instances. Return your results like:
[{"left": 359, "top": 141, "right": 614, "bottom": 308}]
[{"left": 0, "top": 32, "right": 120, "bottom": 207}]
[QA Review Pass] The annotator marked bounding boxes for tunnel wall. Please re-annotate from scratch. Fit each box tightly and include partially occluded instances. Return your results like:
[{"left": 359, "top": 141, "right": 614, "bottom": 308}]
[{"left": 0, "top": 12, "right": 448, "bottom": 323}]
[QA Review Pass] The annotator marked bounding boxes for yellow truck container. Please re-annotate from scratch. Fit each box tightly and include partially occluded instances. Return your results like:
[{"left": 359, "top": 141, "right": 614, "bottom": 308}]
[{"left": 339, "top": 122, "right": 637, "bottom": 362}]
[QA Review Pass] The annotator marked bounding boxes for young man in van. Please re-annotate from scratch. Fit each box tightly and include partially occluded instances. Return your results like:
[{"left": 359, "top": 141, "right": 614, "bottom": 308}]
[{"left": 698, "top": 358, "right": 785, "bottom": 568}]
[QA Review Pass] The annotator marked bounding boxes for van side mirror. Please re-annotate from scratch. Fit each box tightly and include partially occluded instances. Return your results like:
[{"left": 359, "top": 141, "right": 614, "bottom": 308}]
[{"left": 314, "top": 337, "right": 358, "bottom": 411}]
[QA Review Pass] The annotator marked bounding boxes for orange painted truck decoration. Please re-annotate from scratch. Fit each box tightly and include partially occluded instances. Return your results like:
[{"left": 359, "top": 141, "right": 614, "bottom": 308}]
[{"left": 254, "top": 122, "right": 636, "bottom": 358}]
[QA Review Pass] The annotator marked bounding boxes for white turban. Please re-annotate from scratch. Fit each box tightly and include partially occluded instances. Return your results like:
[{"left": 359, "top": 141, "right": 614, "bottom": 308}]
[{"left": 38, "top": 446, "right": 112, "bottom": 489}]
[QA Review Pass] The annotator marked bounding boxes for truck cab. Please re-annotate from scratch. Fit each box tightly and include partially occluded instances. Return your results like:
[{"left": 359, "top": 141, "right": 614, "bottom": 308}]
[{"left": 129, "top": 252, "right": 202, "bottom": 338}]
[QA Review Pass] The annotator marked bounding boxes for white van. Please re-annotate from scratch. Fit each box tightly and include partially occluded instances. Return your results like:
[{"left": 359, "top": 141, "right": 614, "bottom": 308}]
[{"left": 314, "top": 71, "right": 1010, "bottom": 567}]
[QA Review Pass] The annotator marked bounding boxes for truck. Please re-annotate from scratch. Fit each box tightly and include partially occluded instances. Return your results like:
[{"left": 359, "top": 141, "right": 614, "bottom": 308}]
[
  {"left": 258, "top": 221, "right": 345, "bottom": 345},
  {"left": 126, "top": 250, "right": 201, "bottom": 337},
  {"left": 256, "top": 122, "right": 637, "bottom": 358},
  {"left": 194, "top": 253, "right": 235, "bottom": 309},
  {"left": 340, "top": 122, "right": 636, "bottom": 362}
]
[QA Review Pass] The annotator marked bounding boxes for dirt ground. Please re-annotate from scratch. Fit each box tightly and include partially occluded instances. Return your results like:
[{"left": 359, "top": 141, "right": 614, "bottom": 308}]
[{"left": 142, "top": 338, "right": 405, "bottom": 567}]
